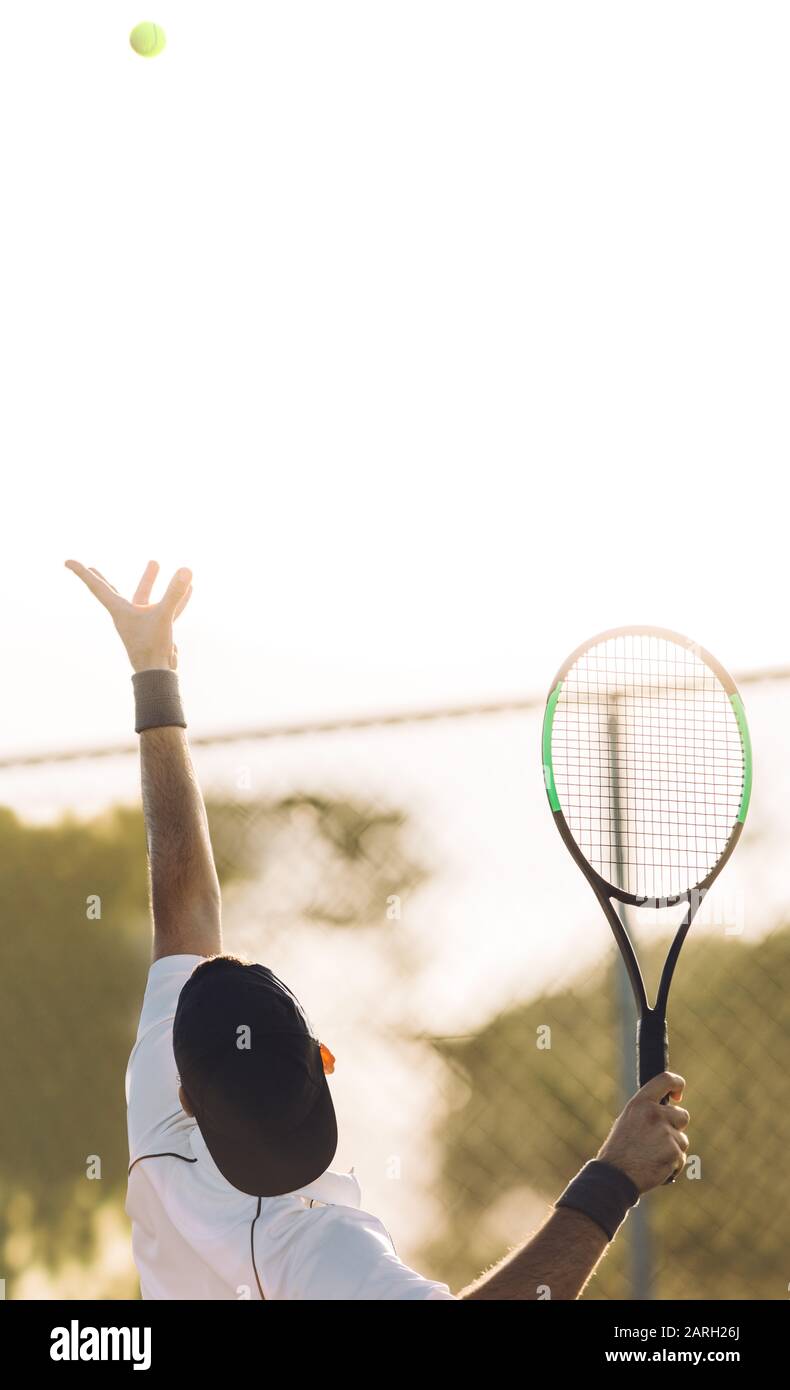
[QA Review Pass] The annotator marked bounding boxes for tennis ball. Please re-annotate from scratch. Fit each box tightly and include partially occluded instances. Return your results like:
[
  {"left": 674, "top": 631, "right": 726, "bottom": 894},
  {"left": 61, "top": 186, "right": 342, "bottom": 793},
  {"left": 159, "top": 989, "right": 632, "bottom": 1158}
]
[{"left": 129, "top": 21, "right": 166, "bottom": 58}]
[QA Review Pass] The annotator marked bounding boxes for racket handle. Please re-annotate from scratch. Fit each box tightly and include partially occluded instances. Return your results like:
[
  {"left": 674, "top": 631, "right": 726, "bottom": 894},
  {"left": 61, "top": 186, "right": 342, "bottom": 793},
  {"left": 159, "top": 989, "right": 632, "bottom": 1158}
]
[
  {"left": 637, "top": 1008, "right": 669, "bottom": 1090},
  {"left": 637, "top": 1010, "right": 679, "bottom": 1185}
]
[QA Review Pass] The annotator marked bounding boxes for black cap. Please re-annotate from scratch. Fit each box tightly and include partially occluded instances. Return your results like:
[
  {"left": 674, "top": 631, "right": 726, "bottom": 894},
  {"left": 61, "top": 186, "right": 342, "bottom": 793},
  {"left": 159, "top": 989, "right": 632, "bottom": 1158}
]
[{"left": 173, "top": 959, "right": 337, "bottom": 1197}]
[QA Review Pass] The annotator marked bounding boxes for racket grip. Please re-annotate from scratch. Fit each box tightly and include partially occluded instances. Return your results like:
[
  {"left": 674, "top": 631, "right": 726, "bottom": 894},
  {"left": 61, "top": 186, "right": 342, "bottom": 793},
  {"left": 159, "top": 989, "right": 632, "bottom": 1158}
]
[
  {"left": 637, "top": 1009, "right": 669, "bottom": 1090},
  {"left": 638, "top": 1010, "right": 681, "bottom": 1187}
]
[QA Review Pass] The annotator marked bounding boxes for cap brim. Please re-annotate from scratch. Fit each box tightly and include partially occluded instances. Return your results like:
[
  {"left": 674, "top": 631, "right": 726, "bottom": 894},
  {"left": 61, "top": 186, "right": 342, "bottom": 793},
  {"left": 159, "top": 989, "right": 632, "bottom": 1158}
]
[{"left": 195, "top": 1072, "right": 338, "bottom": 1198}]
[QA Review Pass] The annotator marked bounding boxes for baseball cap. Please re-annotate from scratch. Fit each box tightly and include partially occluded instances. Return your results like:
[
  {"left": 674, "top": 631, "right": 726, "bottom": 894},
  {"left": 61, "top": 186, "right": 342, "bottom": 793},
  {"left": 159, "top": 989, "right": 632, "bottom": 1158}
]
[{"left": 173, "top": 958, "right": 338, "bottom": 1198}]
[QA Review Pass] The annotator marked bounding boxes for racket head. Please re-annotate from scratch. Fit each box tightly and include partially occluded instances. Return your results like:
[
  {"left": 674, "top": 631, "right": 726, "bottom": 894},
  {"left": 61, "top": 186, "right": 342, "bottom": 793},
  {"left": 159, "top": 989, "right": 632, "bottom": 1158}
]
[{"left": 542, "top": 626, "right": 752, "bottom": 908}]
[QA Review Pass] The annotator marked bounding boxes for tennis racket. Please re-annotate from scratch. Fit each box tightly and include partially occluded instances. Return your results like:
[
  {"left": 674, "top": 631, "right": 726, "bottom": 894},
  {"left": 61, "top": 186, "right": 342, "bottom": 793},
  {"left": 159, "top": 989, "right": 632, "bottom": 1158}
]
[{"left": 542, "top": 626, "right": 752, "bottom": 1113}]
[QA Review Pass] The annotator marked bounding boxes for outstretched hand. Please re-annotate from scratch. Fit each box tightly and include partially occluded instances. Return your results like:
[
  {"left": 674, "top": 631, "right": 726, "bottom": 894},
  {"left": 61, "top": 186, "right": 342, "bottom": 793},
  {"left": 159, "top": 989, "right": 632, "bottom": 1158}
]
[{"left": 66, "top": 560, "right": 192, "bottom": 672}]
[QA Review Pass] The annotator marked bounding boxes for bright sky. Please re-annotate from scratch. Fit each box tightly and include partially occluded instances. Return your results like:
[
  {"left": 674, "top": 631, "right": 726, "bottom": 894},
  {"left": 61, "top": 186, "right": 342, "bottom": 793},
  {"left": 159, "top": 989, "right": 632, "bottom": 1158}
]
[{"left": 2, "top": 2, "right": 788, "bottom": 755}]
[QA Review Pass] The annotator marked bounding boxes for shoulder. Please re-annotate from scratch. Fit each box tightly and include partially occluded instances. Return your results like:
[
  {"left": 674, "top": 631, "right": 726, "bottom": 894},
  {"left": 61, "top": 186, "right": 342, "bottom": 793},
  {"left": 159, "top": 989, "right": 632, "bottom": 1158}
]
[
  {"left": 130, "top": 953, "right": 207, "bottom": 1055},
  {"left": 126, "top": 954, "right": 208, "bottom": 1162},
  {"left": 257, "top": 1201, "right": 456, "bottom": 1301}
]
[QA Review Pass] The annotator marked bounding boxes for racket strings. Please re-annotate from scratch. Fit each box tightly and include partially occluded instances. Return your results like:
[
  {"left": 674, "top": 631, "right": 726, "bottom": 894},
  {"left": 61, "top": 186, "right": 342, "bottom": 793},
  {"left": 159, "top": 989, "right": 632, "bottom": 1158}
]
[{"left": 551, "top": 635, "right": 745, "bottom": 900}]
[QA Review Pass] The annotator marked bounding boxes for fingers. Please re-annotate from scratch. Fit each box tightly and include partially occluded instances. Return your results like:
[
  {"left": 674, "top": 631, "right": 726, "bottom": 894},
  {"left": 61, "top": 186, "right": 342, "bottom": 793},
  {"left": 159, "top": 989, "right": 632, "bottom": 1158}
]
[
  {"left": 668, "top": 1151, "right": 687, "bottom": 1182},
  {"left": 133, "top": 564, "right": 191, "bottom": 614},
  {"left": 664, "top": 1103, "right": 690, "bottom": 1183},
  {"left": 133, "top": 560, "right": 160, "bottom": 606},
  {"left": 671, "top": 1129, "right": 689, "bottom": 1173},
  {"left": 161, "top": 567, "right": 193, "bottom": 617},
  {"left": 67, "top": 559, "right": 193, "bottom": 626},
  {"left": 89, "top": 568, "right": 119, "bottom": 593},
  {"left": 173, "top": 584, "right": 192, "bottom": 620},
  {"left": 639, "top": 1071, "right": 685, "bottom": 1104},
  {"left": 65, "top": 560, "right": 123, "bottom": 613}
]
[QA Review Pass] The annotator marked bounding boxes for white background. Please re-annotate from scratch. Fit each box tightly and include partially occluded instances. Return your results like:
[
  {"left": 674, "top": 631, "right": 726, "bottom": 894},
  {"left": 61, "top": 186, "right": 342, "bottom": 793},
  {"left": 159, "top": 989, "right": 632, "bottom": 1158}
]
[{"left": 0, "top": 2, "right": 786, "bottom": 754}]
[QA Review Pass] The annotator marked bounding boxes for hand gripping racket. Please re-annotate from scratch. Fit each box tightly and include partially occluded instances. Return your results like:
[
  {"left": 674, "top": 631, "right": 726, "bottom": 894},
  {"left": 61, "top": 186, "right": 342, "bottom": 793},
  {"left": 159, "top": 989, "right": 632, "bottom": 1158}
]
[{"left": 542, "top": 627, "right": 752, "bottom": 1113}]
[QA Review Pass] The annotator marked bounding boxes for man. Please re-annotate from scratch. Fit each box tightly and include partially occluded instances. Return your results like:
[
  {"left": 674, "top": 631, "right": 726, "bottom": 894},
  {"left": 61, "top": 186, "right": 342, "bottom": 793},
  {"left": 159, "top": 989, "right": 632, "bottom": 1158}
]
[{"left": 67, "top": 558, "right": 690, "bottom": 1301}]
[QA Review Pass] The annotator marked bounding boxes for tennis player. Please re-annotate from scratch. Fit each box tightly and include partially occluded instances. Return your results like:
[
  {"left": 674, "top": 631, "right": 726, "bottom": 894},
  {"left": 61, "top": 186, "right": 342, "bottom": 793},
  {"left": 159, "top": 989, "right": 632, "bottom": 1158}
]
[{"left": 67, "top": 559, "right": 690, "bottom": 1301}]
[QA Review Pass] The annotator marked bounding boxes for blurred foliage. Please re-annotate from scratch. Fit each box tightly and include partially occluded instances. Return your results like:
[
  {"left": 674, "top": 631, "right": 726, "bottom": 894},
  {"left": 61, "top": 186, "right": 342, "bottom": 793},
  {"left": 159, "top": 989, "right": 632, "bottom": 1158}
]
[
  {"left": 421, "top": 928, "right": 790, "bottom": 1300},
  {"left": 0, "top": 793, "right": 422, "bottom": 1296},
  {"left": 210, "top": 795, "right": 427, "bottom": 927},
  {"left": 0, "top": 803, "right": 148, "bottom": 1284},
  {"left": 2, "top": 782, "right": 786, "bottom": 1302}
]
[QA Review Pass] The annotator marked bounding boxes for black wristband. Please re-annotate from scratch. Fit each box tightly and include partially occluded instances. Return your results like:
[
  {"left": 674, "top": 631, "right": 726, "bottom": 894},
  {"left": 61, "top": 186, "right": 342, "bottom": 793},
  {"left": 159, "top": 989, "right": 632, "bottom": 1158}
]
[
  {"left": 555, "top": 1160, "right": 640, "bottom": 1241},
  {"left": 132, "top": 669, "right": 186, "bottom": 734}
]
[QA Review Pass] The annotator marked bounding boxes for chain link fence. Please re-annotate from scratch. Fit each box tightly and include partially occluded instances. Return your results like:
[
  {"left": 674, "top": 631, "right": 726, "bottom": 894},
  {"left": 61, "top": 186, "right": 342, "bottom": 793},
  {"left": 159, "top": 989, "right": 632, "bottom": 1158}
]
[{"left": 1, "top": 671, "right": 788, "bottom": 1300}]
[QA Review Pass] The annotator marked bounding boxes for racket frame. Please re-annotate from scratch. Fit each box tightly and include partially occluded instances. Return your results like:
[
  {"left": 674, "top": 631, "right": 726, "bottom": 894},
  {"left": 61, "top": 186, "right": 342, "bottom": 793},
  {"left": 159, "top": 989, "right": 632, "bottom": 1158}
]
[{"left": 542, "top": 624, "right": 752, "bottom": 1088}]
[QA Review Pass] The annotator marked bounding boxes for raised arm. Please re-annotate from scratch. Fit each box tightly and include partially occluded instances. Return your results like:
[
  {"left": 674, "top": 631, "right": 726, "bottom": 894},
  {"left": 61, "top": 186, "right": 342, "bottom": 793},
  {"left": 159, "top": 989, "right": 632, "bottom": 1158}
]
[
  {"left": 139, "top": 727, "right": 221, "bottom": 959},
  {"left": 66, "top": 558, "right": 222, "bottom": 961}
]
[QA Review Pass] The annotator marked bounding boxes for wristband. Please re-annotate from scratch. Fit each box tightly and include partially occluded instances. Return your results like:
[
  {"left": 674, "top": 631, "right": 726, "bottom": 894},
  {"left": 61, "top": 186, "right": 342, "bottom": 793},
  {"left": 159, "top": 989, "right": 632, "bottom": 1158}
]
[
  {"left": 555, "top": 1160, "right": 640, "bottom": 1241},
  {"left": 133, "top": 669, "right": 187, "bottom": 734}
]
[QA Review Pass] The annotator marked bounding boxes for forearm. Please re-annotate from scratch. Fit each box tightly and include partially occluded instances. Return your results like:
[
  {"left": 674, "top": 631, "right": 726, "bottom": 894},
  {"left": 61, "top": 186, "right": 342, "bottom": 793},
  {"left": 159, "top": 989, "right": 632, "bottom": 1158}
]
[
  {"left": 459, "top": 1206, "right": 609, "bottom": 1301},
  {"left": 140, "top": 726, "right": 222, "bottom": 960},
  {"left": 65, "top": 558, "right": 218, "bottom": 958}
]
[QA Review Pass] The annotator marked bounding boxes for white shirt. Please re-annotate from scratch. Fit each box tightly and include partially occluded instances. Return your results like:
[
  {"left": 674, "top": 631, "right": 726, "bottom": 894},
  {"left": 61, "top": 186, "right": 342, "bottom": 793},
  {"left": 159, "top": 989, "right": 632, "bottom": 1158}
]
[{"left": 125, "top": 954, "right": 457, "bottom": 1301}]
